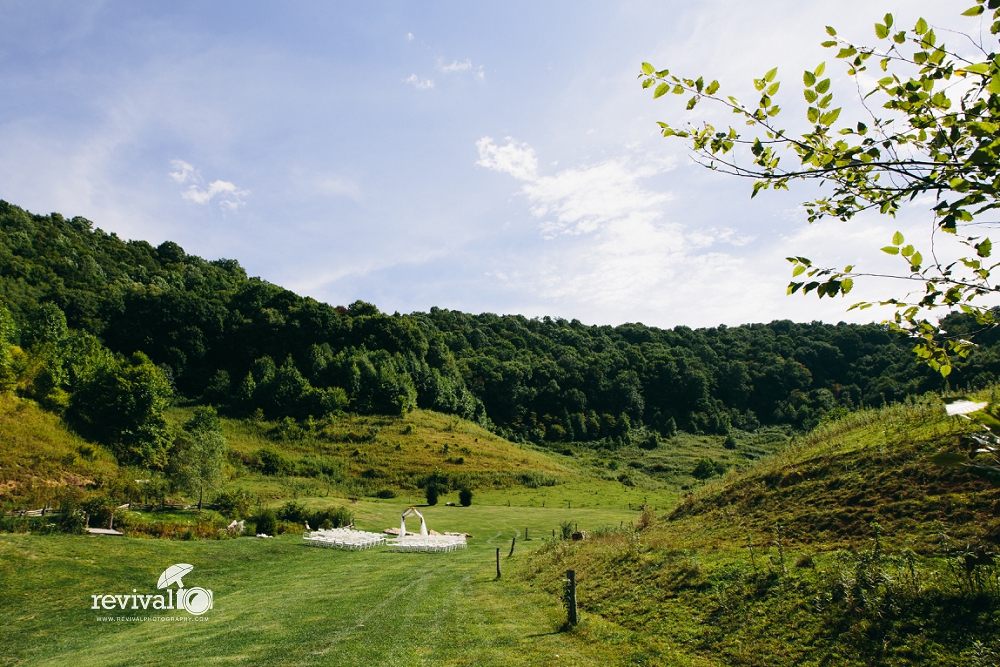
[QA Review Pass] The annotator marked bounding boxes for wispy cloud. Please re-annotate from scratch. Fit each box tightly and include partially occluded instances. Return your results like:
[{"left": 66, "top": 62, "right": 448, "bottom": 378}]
[
  {"left": 477, "top": 136, "right": 679, "bottom": 238},
  {"left": 439, "top": 59, "right": 472, "bottom": 73},
  {"left": 406, "top": 32, "right": 414, "bottom": 41},
  {"left": 476, "top": 136, "right": 538, "bottom": 181},
  {"left": 169, "top": 159, "right": 248, "bottom": 210},
  {"left": 475, "top": 136, "right": 778, "bottom": 320},
  {"left": 438, "top": 58, "right": 485, "bottom": 80},
  {"left": 404, "top": 74, "right": 434, "bottom": 89}
]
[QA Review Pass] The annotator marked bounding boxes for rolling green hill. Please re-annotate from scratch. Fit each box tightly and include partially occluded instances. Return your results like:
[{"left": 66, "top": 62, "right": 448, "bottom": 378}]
[{"left": 522, "top": 393, "right": 1000, "bottom": 666}]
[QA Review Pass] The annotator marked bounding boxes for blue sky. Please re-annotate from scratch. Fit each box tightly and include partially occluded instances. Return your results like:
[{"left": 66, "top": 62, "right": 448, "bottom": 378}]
[{"left": 0, "top": 0, "right": 967, "bottom": 328}]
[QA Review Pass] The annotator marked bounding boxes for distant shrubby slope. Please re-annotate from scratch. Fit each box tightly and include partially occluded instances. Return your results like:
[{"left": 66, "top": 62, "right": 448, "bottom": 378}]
[{"left": 1, "top": 200, "right": 997, "bottom": 451}]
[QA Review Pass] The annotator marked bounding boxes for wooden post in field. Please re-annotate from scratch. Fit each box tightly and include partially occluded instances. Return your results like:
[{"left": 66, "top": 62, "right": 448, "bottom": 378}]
[
  {"left": 509, "top": 536, "right": 516, "bottom": 557},
  {"left": 495, "top": 548, "right": 501, "bottom": 579},
  {"left": 566, "top": 570, "right": 578, "bottom": 626},
  {"left": 525, "top": 527, "right": 529, "bottom": 541}
]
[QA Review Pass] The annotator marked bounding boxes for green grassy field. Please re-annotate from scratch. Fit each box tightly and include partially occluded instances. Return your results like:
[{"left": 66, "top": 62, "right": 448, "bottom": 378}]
[{"left": 0, "top": 502, "right": 644, "bottom": 667}]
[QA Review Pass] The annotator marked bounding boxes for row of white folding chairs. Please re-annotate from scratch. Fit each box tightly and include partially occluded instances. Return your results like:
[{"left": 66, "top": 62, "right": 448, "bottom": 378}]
[
  {"left": 387, "top": 537, "right": 466, "bottom": 552},
  {"left": 304, "top": 530, "right": 386, "bottom": 550}
]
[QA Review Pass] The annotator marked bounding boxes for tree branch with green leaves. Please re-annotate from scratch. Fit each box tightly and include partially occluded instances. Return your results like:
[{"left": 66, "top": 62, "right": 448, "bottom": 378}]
[{"left": 641, "top": 1, "right": 1000, "bottom": 377}]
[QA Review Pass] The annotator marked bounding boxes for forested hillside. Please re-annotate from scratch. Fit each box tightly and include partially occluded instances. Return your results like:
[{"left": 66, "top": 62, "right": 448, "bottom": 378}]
[{"left": 1, "top": 200, "right": 997, "bottom": 461}]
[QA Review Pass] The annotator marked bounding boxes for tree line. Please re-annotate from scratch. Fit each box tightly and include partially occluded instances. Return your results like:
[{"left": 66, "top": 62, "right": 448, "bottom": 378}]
[{"left": 0, "top": 200, "right": 996, "bottom": 467}]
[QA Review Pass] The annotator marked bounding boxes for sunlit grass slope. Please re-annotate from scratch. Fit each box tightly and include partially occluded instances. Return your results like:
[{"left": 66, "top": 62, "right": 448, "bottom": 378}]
[
  {"left": 523, "top": 394, "right": 1000, "bottom": 667},
  {"left": 0, "top": 395, "right": 117, "bottom": 506}
]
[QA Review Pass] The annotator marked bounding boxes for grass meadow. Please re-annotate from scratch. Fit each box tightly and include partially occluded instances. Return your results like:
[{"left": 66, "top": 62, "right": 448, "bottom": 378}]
[{"left": 0, "top": 502, "right": 642, "bottom": 667}]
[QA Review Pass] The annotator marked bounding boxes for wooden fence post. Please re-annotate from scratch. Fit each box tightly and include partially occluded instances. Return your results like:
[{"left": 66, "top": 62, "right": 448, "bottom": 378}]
[
  {"left": 566, "top": 570, "right": 578, "bottom": 626},
  {"left": 495, "top": 548, "right": 501, "bottom": 579},
  {"left": 508, "top": 536, "right": 516, "bottom": 557}
]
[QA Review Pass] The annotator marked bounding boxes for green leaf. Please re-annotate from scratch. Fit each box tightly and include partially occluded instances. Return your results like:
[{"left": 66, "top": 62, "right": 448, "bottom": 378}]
[
  {"left": 901, "top": 244, "right": 914, "bottom": 258},
  {"left": 884, "top": 13, "right": 893, "bottom": 29},
  {"left": 821, "top": 40, "right": 838, "bottom": 48},
  {"left": 807, "top": 107, "right": 820, "bottom": 124},
  {"left": 819, "top": 108, "right": 841, "bottom": 125},
  {"left": 841, "top": 278, "right": 854, "bottom": 293},
  {"left": 881, "top": 246, "right": 900, "bottom": 255},
  {"left": 962, "top": 62, "right": 991, "bottom": 74},
  {"left": 686, "top": 96, "right": 699, "bottom": 110},
  {"left": 803, "top": 71, "right": 816, "bottom": 86},
  {"left": 764, "top": 67, "right": 778, "bottom": 82},
  {"left": 836, "top": 47, "right": 857, "bottom": 59},
  {"left": 892, "top": 231, "right": 904, "bottom": 245},
  {"left": 915, "top": 17, "right": 928, "bottom": 34},
  {"left": 963, "top": 5, "right": 985, "bottom": 15},
  {"left": 654, "top": 82, "right": 669, "bottom": 98},
  {"left": 875, "top": 23, "right": 889, "bottom": 39},
  {"left": 705, "top": 80, "right": 720, "bottom": 95},
  {"left": 766, "top": 81, "right": 780, "bottom": 95},
  {"left": 792, "top": 265, "right": 806, "bottom": 277},
  {"left": 816, "top": 78, "right": 831, "bottom": 94},
  {"left": 978, "top": 238, "right": 992, "bottom": 257},
  {"left": 641, "top": 62, "right": 655, "bottom": 75},
  {"left": 815, "top": 62, "right": 826, "bottom": 77},
  {"left": 804, "top": 89, "right": 818, "bottom": 103},
  {"left": 826, "top": 26, "right": 837, "bottom": 36},
  {"left": 911, "top": 251, "right": 923, "bottom": 267}
]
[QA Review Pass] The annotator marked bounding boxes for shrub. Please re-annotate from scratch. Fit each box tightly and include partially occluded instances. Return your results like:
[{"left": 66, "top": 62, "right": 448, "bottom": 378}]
[
  {"left": 310, "top": 506, "right": 353, "bottom": 529},
  {"left": 255, "top": 509, "right": 277, "bottom": 536},
  {"left": 277, "top": 501, "right": 308, "bottom": 523},
  {"left": 215, "top": 488, "right": 255, "bottom": 518},
  {"left": 256, "top": 448, "right": 292, "bottom": 475},
  {"left": 723, "top": 435, "right": 738, "bottom": 450},
  {"left": 692, "top": 458, "right": 721, "bottom": 480},
  {"left": 559, "top": 520, "right": 574, "bottom": 540},
  {"left": 425, "top": 484, "right": 440, "bottom": 506},
  {"left": 458, "top": 487, "right": 473, "bottom": 507},
  {"left": 638, "top": 433, "right": 659, "bottom": 450},
  {"left": 376, "top": 489, "right": 397, "bottom": 499}
]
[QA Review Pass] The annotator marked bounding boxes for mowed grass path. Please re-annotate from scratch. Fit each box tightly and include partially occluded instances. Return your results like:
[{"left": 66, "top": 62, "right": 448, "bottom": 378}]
[{"left": 1, "top": 504, "right": 637, "bottom": 667}]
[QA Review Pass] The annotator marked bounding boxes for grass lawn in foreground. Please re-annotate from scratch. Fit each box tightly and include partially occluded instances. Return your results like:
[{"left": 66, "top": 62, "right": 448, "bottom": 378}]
[{"left": 0, "top": 503, "right": 642, "bottom": 667}]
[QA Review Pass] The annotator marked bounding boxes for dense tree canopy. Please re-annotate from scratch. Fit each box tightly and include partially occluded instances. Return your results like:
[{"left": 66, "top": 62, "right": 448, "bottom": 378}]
[{"left": 1, "top": 200, "right": 998, "bottom": 453}]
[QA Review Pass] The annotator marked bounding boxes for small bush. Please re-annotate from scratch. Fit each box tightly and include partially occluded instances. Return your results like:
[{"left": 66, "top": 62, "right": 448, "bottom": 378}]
[
  {"left": 277, "top": 501, "right": 308, "bottom": 523},
  {"left": 723, "top": 435, "right": 738, "bottom": 450},
  {"left": 692, "top": 458, "right": 722, "bottom": 480},
  {"left": 559, "top": 520, "right": 574, "bottom": 540},
  {"left": 425, "top": 484, "right": 440, "bottom": 506},
  {"left": 376, "top": 489, "right": 397, "bottom": 499},
  {"left": 255, "top": 448, "right": 292, "bottom": 475},
  {"left": 215, "top": 488, "right": 255, "bottom": 518},
  {"left": 638, "top": 433, "right": 659, "bottom": 450},
  {"left": 459, "top": 487, "right": 473, "bottom": 507},
  {"left": 255, "top": 509, "right": 277, "bottom": 536},
  {"left": 310, "top": 506, "right": 353, "bottom": 529}
]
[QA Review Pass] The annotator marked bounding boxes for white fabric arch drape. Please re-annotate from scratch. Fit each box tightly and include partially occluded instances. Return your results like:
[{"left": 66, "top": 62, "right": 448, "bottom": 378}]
[{"left": 400, "top": 507, "right": 428, "bottom": 536}]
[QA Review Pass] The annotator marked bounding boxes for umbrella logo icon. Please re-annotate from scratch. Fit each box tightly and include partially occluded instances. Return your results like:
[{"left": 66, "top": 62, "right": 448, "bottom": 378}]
[{"left": 157, "top": 564, "right": 213, "bottom": 616}]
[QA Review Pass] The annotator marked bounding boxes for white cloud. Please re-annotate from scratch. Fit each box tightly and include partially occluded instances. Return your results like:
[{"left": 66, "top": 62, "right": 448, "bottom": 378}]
[
  {"left": 170, "top": 160, "right": 248, "bottom": 210},
  {"left": 476, "top": 136, "right": 538, "bottom": 181},
  {"left": 438, "top": 59, "right": 485, "bottom": 81},
  {"left": 168, "top": 159, "right": 196, "bottom": 184},
  {"left": 477, "top": 136, "right": 678, "bottom": 238},
  {"left": 406, "top": 32, "right": 414, "bottom": 41},
  {"left": 439, "top": 59, "right": 472, "bottom": 73},
  {"left": 404, "top": 74, "right": 434, "bottom": 89}
]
